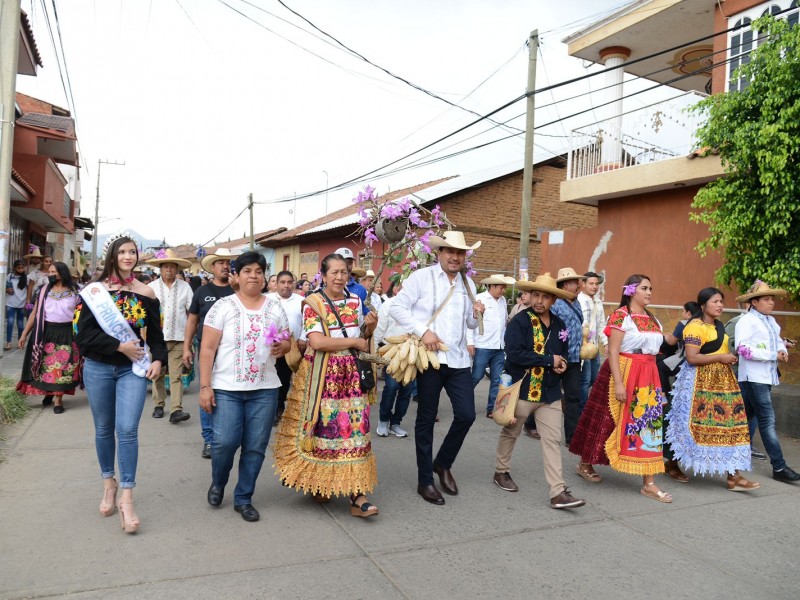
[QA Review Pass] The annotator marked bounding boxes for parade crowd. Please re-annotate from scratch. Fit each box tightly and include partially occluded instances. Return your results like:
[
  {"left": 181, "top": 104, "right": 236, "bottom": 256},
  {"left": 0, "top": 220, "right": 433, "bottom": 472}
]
[{"left": 7, "top": 230, "right": 798, "bottom": 533}]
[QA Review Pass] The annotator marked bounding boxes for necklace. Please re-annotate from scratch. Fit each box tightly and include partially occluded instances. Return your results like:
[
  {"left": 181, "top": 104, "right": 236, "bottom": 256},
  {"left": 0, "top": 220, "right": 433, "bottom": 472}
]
[{"left": 107, "top": 274, "right": 135, "bottom": 286}]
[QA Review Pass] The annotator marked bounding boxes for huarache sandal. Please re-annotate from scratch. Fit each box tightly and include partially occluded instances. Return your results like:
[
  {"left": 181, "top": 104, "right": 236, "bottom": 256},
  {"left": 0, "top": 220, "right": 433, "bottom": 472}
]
[
  {"left": 640, "top": 482, "right": 672, "bottom": 503},
  {"left": 576, "top": 463, "right": 602, "bottom": 483},
  {"left": 665, "top": 459, "right": 689, "bottom": 483},
  {"left": 727, "top": 473, "right": 761, "bottom": 492},
  {"left": 350, "top": 494, "right": 379, "bottom": 518}
]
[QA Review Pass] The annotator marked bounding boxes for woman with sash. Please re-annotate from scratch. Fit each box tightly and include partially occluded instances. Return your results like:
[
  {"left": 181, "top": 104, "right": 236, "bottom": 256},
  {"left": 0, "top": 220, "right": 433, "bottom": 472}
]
[
  {"left": 16, "top": 262, "right": 81, "bottom": 412},
  {"left": 665, "top": 287, "right": 759, "bottom": 491},
  {"left": 569, "top": 274, "right": 672, "bottom": 503},
  {"left": 274, "top": 253, "right": 379, "bottom": 518},
  {"left": 75, "top": 236, "right": 166, "bottom": 533}
]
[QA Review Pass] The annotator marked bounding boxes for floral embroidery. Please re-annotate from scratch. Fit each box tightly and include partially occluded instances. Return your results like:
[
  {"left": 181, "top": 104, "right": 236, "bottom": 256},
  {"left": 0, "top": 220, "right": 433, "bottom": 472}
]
[
  {"left": 303, "top": 295, "right": 361, "bottom": 335},
  {"left": 625, "top": 384, "right": 666, "bottom": 439},
  {"left": 526, "top": 313, "right": 546, "bottom": 403},
  {"left": 111, "top": 292, "right": 147, "bottom": 328}
]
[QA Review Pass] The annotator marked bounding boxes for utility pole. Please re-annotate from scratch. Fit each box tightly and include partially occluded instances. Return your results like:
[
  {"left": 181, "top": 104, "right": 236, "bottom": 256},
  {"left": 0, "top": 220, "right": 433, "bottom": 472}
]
[
  {"left": 518, "top": 30, "right": 538, "bottom": 282},
  {"left": 91, "top": 159, "right": 125, "bottom": 272},
  {"left": 0, "top": 0, "right": 22, "bottom": 360},
  {"left": 248, "top": 193, "right": 254, "bottom": 251}
]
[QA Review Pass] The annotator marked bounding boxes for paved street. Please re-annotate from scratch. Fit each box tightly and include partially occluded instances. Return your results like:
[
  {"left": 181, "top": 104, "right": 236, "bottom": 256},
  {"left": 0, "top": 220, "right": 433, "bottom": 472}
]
[{"left": 1, "top": 349, "right": 799, "bottom": 599}]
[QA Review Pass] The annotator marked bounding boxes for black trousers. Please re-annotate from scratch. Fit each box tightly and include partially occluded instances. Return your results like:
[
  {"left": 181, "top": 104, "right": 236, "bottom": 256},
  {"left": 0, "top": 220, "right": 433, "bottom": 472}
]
[
  {"left": 415, "top": 365, "right": 476, "bottom": 486},
  {"left": 275, "top": 356, "right": 292, "bottom": 415}
]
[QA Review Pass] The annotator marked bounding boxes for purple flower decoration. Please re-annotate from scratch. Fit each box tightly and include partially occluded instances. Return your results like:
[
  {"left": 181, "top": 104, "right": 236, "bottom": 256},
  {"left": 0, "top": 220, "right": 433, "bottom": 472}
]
[
  {"left": 380, "top": 203, "right": 404, "bottom": 220},
  {"left": 622, "top": 283, "right": 638, "bottom": 296},
  {"left": 397, "top": 197, "right": 412, "bottom": 213},
  {"left": 358, "top": 209, "right": 371, "bottom": 227},
  {"left": 431, "top": 205, "right": 444, "bottom": 227},
  {"left": 409, "top": 260, "right": 419, "bottom": 270},
  {"left": 558, "top": 329, "right": 569, "bottom": 342},
  {"left": 263, "top": 322, "right": 290, "bottom": 345},
  {"left": 154, "top": 249, "right": 167, "bottom": 259},
  {"left": 409, "top": 209, "right": 423, "bottom": 227},
  {"left": 737, "top": 345, "right": 753, "bottom": 360},
  {"left": 364, "top": 227, "right": 379, "bottom": 247}
]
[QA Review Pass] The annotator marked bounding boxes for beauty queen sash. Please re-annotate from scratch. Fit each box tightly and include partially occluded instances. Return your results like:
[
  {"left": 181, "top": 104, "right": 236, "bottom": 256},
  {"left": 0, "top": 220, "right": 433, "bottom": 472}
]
[{"left": 80, "top": 283, "right": 151, "bottom": 377}]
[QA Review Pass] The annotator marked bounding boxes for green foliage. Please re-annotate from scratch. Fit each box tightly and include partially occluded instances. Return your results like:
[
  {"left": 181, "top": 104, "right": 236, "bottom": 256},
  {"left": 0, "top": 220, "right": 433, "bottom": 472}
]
[
  {"left": 690, "top": 16, "right": 800, "bottom": 302},
  {"left": 0, "top": 377, "right": 28, "bottom": 424}
]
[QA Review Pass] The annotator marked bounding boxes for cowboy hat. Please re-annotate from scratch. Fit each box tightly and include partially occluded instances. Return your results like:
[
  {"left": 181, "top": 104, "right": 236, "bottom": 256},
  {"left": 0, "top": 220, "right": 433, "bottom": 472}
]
[
  {"left": 735, "top": 280, "right": 788, "bottom": 303},
  {"left": 146, "top": 248, "right": 191, "bottom": 269},
  {"left": 351, "top": 268, "right": 367, "bottom": 278},
  {"left": 427, "top": 230, "right": 481, "bottom": 251},
  {"left": 480, "top": 274, "right": 515, "bottom": 286},
  {"left": 516, "top": 273, "right": 575, "bottom": 300},
  {"left": 201, "top": 247, "right": 240, "bottom": 272},
  {"left": 23, "top": 246, "right": 43, "bottom": 259},
  {"left": 555, "top": 267, "right": 585, "bottom": 283}
]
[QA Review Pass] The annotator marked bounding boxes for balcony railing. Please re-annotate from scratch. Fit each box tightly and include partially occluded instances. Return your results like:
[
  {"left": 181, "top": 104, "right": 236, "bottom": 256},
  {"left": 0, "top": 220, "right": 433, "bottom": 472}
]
[{"left": 566, "top": 91, "right": 708, "bottom": 180}]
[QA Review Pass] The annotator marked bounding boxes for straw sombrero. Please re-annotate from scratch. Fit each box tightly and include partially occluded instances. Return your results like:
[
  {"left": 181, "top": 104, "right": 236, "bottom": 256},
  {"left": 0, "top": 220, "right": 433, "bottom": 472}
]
[
  {"left": 427, "top": 231, "right": 481, "bottom": 251},
  {"left": 201, "top": 248, "right": 240, "bottom": 272},
  {"left": 480, "top": 274, "right": 516, "bottom": 285},
  {"left": 516, "top": 273, "right": 575, "bottom": 300},
  {"left": 735, "top": 280, "right": 788, "bottom": 303},
  {"left": 555, "top": 267, "right": 585, "bottom": 283},
  {"left": 23, "top": 246, "right": 43, "bottom": 259},
  {"left": 146, "top": 249, "right": 191, "bottom": 269}
]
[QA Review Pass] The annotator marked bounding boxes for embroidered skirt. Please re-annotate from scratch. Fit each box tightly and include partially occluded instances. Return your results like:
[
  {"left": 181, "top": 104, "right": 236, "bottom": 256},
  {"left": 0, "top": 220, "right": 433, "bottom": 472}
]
[
  {"left": 17, "top": 322, "right": 81, "bottom": 396},
  {"left": 570, "top": 354, "right": 666, "bottom": 475},
  {"left": 665, "top": 362, "right": 751, "bottom": 476},
  {"left": 273, "top": 350, "right": 377, "bottom": 497}
]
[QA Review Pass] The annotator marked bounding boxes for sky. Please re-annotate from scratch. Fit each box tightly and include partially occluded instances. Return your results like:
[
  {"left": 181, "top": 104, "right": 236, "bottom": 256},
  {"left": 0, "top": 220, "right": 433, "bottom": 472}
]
[{"left": 17, "top": 0, "right": 669, "bottom": 247}]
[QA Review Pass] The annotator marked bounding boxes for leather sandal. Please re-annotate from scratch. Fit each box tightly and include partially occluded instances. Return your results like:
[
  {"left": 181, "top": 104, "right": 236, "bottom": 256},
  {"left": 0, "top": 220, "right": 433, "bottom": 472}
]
[
  {"left": 727, "top": 473, "right": 761, "bottom": 492},
  {"left": 640, "top": 482, "right": 672, "bottom": 503},
  {"left": 576, "top": 463, "right": 602, "bottom": 483},
  {"left": 350, "top": 494, "right": 379, "bottom": 518},
  {"left": 665, "top": 460, "right": 689, "bottom": 483}
]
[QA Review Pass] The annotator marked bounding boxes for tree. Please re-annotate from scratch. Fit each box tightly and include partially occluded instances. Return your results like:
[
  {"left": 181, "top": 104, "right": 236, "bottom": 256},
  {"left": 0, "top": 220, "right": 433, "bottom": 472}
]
[{"left": 691, "top": 16, "right": 800, "bottom": 302}]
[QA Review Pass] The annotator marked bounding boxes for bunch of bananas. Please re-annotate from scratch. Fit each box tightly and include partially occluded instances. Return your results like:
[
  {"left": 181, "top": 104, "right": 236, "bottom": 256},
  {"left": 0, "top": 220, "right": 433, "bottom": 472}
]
[{"left": 378, "top": 334, "right": 449, "bottom": 385}]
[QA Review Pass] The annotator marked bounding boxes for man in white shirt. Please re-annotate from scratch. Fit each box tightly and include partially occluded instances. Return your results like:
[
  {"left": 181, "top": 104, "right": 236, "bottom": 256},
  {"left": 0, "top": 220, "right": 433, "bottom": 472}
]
[
  {"left": 374, "top": 281, "right": 412, "bottom": 438},
  {"left": 267, "top": 270, "right": 306, "bottom": 422},
  {"left": 147, "top": 251, "right": 194, "bottom": 423},
  {"left": 390, "top": 231, "right": 485, "bottom": 506},
  {"left": 467, "top": 274, "right": 514, "bottom": 418},
  {"left": 734, "top": 280, "right": 800, "bottom": 483},
  {"left": 577, "top": 272, "right": 608, "bottom": 410}
]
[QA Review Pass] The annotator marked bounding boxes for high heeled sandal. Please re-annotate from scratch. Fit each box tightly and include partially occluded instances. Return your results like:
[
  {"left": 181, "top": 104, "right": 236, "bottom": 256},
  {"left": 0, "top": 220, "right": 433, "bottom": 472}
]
[
  {"left": 99, "top": 479, "right": 118, "bottom": 517},
  {"left": 118, "top": 501, "right": 140, "bottom": 534},
  {"left": 350, "top": 494, "right": 379, "bottom": 518},
  {"left": 640, "top": 482, "right": 672, "bottom": 503}
]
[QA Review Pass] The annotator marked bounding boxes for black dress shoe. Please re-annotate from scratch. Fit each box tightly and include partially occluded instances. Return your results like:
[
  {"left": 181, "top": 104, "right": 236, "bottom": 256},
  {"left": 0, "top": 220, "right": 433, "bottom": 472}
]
[
  {"left": 169, "top": 410, "right": 190, "bottom": 423},
  {"left": 773, "top": 466, "right": 800, "bottom": 483},
  {"left": 207, "top": 484, "right": 224, "bottom": 507},
  {"left": 417, "top": 484, "right": 445, "bottom": 505},
  {"left": 152, "top": 406, "right": 164, "bottom": 419},
  {"left": 234, "top": 504, "right": 260, "bottom": 522},
  {"left": 433, "top": 463, "right": 458, "bottom": 495},
  {"left": 42, "top": 395, "right": 53, "bottom": 407},
  {"left": 202, "top": 443, "right": 212, "bottom": 459}
]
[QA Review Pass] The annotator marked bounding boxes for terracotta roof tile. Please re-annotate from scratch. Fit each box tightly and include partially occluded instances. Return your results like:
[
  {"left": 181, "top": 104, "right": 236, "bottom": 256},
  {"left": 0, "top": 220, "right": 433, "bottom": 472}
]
[
  {"left": 11, "top": 167, "right": 36, "bottom": 197},
  {"left": 20, "top": 11, "right": 43, "bottom": 68}
]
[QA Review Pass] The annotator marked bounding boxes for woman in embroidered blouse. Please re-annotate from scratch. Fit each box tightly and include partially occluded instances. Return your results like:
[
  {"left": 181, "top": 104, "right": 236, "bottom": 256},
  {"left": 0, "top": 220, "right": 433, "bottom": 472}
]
[
  {"left": 17, "top": 262, "right": 81, "bottom": 413},
  {"left": 570, "top": 274, "right": 672, "bottom": 503},
  {"left": 665, "top": 288, "right": 759, "bottom": 491},
  {"left": 274, "top": 253, "right": 380, "bottom": 518},
  {"left": 75, "top": 237, "right": 166, "bottom": 534},
  {"left": 199, "top": 252, "right": 290, "bottom": 523}
]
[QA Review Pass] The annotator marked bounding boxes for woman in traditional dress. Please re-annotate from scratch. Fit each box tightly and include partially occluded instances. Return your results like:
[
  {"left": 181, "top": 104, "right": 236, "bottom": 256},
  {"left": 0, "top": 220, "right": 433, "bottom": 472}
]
[
  {"left": 274, "top": 253, "right": 379, "bottom": 517},
  {"left": 665, "top": 287, "right": 759, "bottom": 491},
  {"left": 75, "top": 236, "right": 166, "bottom": 533},
  {"left": 570, "top": 274, "right": 672, "bottom": 503},
  {"left": 200, "top": 252, "right": 290, "bottom": 522},
  {"left": 17, "top": 262, "right": 81, "bottom": 412}
]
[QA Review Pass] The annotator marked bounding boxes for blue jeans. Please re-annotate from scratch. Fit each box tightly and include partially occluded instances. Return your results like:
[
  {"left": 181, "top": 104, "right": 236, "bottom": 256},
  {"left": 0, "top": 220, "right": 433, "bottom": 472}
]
[
  {"left": 211, "top": 388, "right": 278, "bottom": 505},
  {"left": 471, "top": 348, "right": 505, "bottom": 414},
  {"left": 380, "top": 372, "right": 412, "bottom": 425},
  {"left": 84, "top": 359, "right": 147, "bottom": 489},
  {"left": 5, "top": 306, "right": 24, "bottom": 343},
  {"left": 580, "top": 356, "right": 601, "bottom": 408},
  {"left": 739, "top": 381, "right": 786, "bottom": 471}
]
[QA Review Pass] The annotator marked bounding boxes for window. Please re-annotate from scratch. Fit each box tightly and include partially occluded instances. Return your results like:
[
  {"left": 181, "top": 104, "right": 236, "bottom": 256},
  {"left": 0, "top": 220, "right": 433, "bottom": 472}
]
[{"left": 282, "top": 254, "right": 290, "bottom": 270}]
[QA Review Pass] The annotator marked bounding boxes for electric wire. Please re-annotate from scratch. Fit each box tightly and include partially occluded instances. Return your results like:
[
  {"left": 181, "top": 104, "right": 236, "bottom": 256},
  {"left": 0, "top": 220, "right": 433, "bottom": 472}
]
[{"left": 201, "top": 205, "right": 250, "bottom": 247}]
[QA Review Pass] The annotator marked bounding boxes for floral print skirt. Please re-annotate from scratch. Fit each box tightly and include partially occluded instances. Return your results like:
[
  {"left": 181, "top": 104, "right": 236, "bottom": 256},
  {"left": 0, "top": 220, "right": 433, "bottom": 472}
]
[
  {"left": 17, "top": 322, "right": 80, "bottom": 395},
  {"left": 274, "top": 350, "right": 377, "bottom": 497}
]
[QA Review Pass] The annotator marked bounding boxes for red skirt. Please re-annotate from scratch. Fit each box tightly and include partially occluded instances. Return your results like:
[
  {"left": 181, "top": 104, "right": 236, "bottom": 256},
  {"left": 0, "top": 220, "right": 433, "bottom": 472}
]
[{"left": 569, "top": 359, "right": 614, "bottom": 465}]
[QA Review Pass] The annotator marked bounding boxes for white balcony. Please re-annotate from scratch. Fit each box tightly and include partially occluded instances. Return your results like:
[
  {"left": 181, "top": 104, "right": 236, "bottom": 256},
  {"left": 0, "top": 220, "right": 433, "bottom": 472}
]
[{"left": 566, "top": 91, "right": 708, "bottom": 180}]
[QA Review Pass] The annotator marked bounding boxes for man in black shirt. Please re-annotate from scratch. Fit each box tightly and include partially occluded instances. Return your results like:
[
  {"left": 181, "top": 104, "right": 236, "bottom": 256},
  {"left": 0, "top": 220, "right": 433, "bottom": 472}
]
[{"left": 183, "top": 249, "right": 237, "bottom": 458}]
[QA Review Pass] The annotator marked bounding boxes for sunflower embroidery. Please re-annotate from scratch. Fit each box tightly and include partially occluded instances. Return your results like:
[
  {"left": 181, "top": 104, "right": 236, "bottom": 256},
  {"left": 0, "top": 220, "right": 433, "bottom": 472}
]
[{"left": 526, "top": 313, "right": 547, "bottom": 402}]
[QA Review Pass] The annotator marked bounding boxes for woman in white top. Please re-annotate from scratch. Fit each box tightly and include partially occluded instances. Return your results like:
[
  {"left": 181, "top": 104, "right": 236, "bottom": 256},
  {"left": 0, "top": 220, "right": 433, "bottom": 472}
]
[
  {"left": 199, "top": 252, "right": 290, "bottom": 523},
  {"left": 5, "top": 259, "right": 28, "bottom": 349}
]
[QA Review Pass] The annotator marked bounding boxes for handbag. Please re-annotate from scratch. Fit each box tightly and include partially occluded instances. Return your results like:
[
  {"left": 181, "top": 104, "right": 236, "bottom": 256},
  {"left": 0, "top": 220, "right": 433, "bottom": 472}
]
[
  {"left": 492, "top": 370, "right": 529, "bottom": 427},
  {"left": 29, "top": 287, "right": 48, "bottom": 378},
  {"left": 320, "top": 291, "right": 375, "bottom": 392},
  {"left": 284, "top": 336, "right": 303, "bottom": 373}
]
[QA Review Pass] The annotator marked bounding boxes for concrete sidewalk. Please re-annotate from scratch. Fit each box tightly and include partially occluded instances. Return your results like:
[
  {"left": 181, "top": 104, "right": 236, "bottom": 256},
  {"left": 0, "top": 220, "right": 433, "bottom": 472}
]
[{"left": 1, "top": 351, "right": 799, "bottom": 599}]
